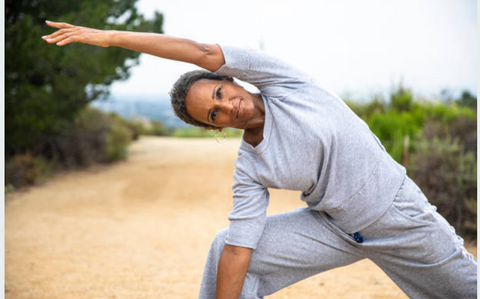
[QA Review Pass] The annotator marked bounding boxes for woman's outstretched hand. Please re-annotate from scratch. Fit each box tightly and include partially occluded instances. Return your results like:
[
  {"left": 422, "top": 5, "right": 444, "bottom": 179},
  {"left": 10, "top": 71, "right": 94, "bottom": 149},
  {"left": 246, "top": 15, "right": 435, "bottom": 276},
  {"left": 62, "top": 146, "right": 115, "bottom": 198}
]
[
  {"left": 42, "top": 20, "right": 111, "bottom": 47},
  {"left": 42, "top": 20, "right": 225, "bottom": 71}
]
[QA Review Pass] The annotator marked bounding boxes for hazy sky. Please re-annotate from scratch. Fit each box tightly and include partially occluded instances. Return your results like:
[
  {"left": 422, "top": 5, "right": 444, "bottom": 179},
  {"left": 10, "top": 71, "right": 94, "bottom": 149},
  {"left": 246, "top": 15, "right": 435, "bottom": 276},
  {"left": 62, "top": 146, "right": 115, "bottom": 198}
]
[{"left": 110, "top": 0, "right": 477, "bottom": 100}]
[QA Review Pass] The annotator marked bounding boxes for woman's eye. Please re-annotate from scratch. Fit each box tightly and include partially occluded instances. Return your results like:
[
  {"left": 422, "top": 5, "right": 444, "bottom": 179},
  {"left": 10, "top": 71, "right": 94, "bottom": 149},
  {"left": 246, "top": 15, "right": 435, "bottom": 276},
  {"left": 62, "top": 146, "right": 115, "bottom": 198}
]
[
  {"left": 216, "top": 87, "right": 222, "bottom": 99},
  {"left": 211, "top": 111, "right": 217, "bottom": 121}
]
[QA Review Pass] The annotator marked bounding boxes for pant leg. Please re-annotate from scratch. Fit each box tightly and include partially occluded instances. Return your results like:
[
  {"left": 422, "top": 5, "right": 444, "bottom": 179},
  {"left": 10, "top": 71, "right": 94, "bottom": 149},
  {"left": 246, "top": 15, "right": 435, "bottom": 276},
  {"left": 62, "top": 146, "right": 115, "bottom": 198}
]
[
  {"left": 198, "top": 207, "right": 364, "bottom": 299},
  {"left": 358, "top": 177, "right": 477, "bottom": 299}
]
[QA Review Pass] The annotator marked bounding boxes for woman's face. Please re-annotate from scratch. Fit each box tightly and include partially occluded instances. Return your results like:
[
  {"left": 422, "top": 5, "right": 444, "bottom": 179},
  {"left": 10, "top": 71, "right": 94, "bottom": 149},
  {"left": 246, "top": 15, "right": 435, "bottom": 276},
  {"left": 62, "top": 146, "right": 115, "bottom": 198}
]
[{"left": 185, "top": 79, "right": 259, "bottom": 130}]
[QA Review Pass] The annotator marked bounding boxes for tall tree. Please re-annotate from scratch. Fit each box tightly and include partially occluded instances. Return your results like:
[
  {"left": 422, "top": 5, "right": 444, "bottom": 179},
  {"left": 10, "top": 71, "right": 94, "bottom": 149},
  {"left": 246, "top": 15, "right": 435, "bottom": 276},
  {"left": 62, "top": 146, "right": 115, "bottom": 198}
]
[{"left": 5, "top": 0, "right": 163, "bottom": 156}]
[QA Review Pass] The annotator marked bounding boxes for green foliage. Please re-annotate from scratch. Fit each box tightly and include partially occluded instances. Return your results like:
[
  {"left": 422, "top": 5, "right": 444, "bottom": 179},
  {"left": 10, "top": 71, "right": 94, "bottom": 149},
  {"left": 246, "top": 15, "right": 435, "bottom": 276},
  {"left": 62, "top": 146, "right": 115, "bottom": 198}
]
[
  {"left": 148, "top": 120, "right": 170, "bottom": 136},
  {"left": 105, "top": 114, "right": 133, "bottom": 161},
  {"left": 173, "top": 128, "right": 216, "bottom": 138},
  {"left": 172, "top": 127, "right": 243, "bottom": 138},
  {"left": 366, "top": 110, "right": 422, "bottom": 162},
  {"left": 5, "top": 107, "right": 135, "bottom": 188},
  {"left": 464, "top": 198, "right": 477, "bottom": 232},
  {"left": 5, "top": 0, "right": 163, "bottom": 156},
  {"left": 390, "top": 84, "right": 414, "bottom": 112},
  {"left": 457, "top": 91, "right": 477, "bottom": 111},
  {"left": 123, "top": 118, "right": 170, "bottom": 139},
  {"left": 408, "top": 137, "right": 477, "bottom": 239},
  {"left": 348, "top": 85, "right": 477, "bottom": 239},
  {"left": 51, "top": 107, "right": 134, "bottom": 166},
  {"left": 5, "top": 184, "right": 16, "bottom": 194},
  {"left": 421, "top": 116, "right": 477, "bottom": 155},
  {"left": 5, "top": 153, "right": 52, "bottom": 188},
  {"left": 345, "top": 95, "right": 387, "bottom": 120},
  {"left": 348, "top": 84, "right": 477, "bottom": 165},
  {"left": 421, "top": 101, "right": 475, "bottom": 124}
]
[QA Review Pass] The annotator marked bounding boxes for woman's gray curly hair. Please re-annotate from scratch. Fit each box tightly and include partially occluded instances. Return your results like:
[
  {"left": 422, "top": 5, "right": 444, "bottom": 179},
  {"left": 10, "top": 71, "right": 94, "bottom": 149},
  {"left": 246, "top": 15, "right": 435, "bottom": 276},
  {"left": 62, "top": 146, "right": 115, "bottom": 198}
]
[{"left": 169, "top": 70, "right": 229, "bottom": 128}]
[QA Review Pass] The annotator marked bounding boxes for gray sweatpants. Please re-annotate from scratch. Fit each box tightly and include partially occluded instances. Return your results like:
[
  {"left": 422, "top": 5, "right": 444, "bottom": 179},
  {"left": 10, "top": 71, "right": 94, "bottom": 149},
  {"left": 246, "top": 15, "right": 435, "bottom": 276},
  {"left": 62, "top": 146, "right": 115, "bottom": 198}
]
[{"left": 198, "top": 177, "right": 477, "bottom": 298}]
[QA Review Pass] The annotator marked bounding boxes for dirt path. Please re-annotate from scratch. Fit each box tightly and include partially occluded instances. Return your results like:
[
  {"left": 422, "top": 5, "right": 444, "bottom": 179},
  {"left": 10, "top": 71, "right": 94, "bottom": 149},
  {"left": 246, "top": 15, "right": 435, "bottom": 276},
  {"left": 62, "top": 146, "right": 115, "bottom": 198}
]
[{"left": 5, "top": 137, "right": 476, "bottom": 299}]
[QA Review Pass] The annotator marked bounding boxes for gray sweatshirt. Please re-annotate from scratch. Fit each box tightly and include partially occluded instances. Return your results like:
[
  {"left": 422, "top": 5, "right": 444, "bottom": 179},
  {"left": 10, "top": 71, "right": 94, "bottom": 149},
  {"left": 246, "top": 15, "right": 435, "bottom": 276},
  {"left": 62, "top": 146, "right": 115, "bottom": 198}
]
[{"left": 214, "top": 45, "right": 406, "bottom": 249}]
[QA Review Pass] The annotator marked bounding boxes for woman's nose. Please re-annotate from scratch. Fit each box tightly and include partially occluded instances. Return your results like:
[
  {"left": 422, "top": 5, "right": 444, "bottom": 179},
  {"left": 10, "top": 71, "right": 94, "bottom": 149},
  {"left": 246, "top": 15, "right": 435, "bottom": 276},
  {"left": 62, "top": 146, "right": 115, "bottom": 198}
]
[{"left": 216, "top": 100, "right": 234, "bottom": 113}]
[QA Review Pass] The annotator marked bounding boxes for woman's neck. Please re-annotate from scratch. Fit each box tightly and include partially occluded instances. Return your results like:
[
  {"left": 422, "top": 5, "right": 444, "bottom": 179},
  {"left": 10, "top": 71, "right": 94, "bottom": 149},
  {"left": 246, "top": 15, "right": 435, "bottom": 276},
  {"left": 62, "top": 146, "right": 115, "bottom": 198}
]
[
  {"left": 244, "top": 93, "right": 265, "bottom": 130},
  {"left": 243, "top": 93, "right": 265, "bottom": 147}
]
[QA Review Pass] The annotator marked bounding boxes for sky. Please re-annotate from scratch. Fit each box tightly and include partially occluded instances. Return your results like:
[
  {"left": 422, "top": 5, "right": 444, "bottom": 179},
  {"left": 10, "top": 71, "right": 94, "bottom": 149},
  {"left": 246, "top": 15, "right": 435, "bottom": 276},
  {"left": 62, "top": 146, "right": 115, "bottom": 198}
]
[{"left": 109, "top": 0, "right": 477, "bottom": 101}]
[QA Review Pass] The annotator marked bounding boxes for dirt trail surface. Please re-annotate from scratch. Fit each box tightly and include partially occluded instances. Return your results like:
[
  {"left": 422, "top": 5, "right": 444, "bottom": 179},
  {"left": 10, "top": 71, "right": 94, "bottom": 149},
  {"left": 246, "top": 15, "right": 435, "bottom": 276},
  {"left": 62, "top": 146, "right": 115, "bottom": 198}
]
[{"left": 5, "top": 137, "right": 476, "bottom": 299}]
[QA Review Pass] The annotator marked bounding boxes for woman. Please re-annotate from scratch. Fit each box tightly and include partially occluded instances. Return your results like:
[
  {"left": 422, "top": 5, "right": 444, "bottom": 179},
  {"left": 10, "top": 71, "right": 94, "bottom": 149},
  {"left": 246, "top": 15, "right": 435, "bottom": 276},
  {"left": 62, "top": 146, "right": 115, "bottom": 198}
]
[{"left": 43, "top": 21, "right": 477, "bottom": 299}]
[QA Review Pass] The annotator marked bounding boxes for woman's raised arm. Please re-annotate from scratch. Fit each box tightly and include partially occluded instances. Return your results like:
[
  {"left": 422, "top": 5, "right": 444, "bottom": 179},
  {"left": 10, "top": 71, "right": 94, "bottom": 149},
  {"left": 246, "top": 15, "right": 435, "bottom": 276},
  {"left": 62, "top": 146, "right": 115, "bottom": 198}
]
[{"left": 42, "top": 20, "right": 225, "bottom": 72}]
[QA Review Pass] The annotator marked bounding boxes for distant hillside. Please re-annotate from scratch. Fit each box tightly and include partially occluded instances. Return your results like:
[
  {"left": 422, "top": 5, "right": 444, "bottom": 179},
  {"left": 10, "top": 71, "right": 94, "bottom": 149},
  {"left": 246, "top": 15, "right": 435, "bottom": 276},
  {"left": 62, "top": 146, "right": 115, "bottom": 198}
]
[{"left": 90, "top": 94, "right": 189, "bottom": 129}]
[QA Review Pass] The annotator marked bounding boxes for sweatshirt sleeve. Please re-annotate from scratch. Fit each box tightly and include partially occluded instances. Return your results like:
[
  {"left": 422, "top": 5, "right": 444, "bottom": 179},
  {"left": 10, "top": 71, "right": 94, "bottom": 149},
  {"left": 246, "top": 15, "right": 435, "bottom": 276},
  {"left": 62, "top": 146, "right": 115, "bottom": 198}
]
[
  {"left": 226, "top": 168, "right": 270, "bottom": 249},
  {"left": 214, "top": 45, "right": 314, "bottom": 97}
]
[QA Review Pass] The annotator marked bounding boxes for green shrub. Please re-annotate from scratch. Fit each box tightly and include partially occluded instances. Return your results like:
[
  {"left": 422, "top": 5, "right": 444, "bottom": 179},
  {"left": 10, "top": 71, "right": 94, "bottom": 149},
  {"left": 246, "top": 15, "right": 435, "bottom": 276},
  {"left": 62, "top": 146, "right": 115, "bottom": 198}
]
[
  {"left": 5, "top": 153, "right": 52, "bottom": 188},
  {"left": 457, "top": 90, "right": 477, "bottom": 111},
  {"left": 390, "top": 85, "right": 414, "bottom": 112},
  {"left": 422, "top": 116, "right": 477, "bottom": 154},
  {"left": 422, "top": 102, "right": 474, "bottom": 124},
  {"left": 126, "top": 119, "right": 150, "bottom": 140},
  {"left": 348, "top": 87, "right": 477, "bottom": 240},
  {"left": 105, "top": 113, "right": 133, "bottom": 161},
  {"left": 172, "top": 127, "right": 243, "bottom": 138},
  {"left": 345, "top": 94, "right": 387, "bottom": 120},
  {"left": 367, "top": 111, "right": 422, "bottom": 162},
  {"left": 5, "top": 107, "right": 136, "bottom": 189},
  {"left": 464, "top": 198, "right": 477, "bottom": 232},
  {"left": 408, "top": 136, "right": 477, "bottom": 239},
  {"left": 173, "top": 127, "right": 216, "bottom": 138},
  {"left": 47, "top": 107, "right": 112, "bottom": 166},
  {"left": 351, "top": 86, "right": 476, "bottom": 166},
  {"left": 148, "top": 120, "right": 170, "bottom": 136},
  {"left": 127, "top": 119, "right": 169, "bottom": 137}
]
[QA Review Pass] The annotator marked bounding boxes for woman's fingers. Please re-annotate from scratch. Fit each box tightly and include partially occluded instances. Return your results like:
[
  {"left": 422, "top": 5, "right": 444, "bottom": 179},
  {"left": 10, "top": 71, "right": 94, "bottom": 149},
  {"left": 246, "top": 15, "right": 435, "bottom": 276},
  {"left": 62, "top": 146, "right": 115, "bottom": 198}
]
[
  {"left": 44, "top": 32, "right": 71, "bottom": 44},
  {"left": 56, "top": 36, "right": 76, "bottom": 47},
  {"left": 43, "top": 28, "right": 71, "bottom": 40},
  {"left": 43, "top": 21, "right": 76, "bottom": 43},
  {"left": 42, "top": 21, "right": 109, "bottom": 47},
  {"left": 43, "top": 24, "right": 82, "bottom": 46},
  {"left": 45, "top": 20, "right": 74, "bottom": 29}
]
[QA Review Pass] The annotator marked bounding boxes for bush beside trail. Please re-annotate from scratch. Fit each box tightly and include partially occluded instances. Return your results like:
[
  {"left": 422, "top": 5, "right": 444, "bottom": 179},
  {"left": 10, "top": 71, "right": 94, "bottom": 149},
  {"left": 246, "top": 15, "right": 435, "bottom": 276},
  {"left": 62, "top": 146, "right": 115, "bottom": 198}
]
[
  {"left": 172, "top": 127, "right": 243, "bottom": 138},
  {"left": 346, "top": 86, "right": 477, "bottom": 241},
  {"left": 5, "top": 107, "right": 161, "bottom": 189}
]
